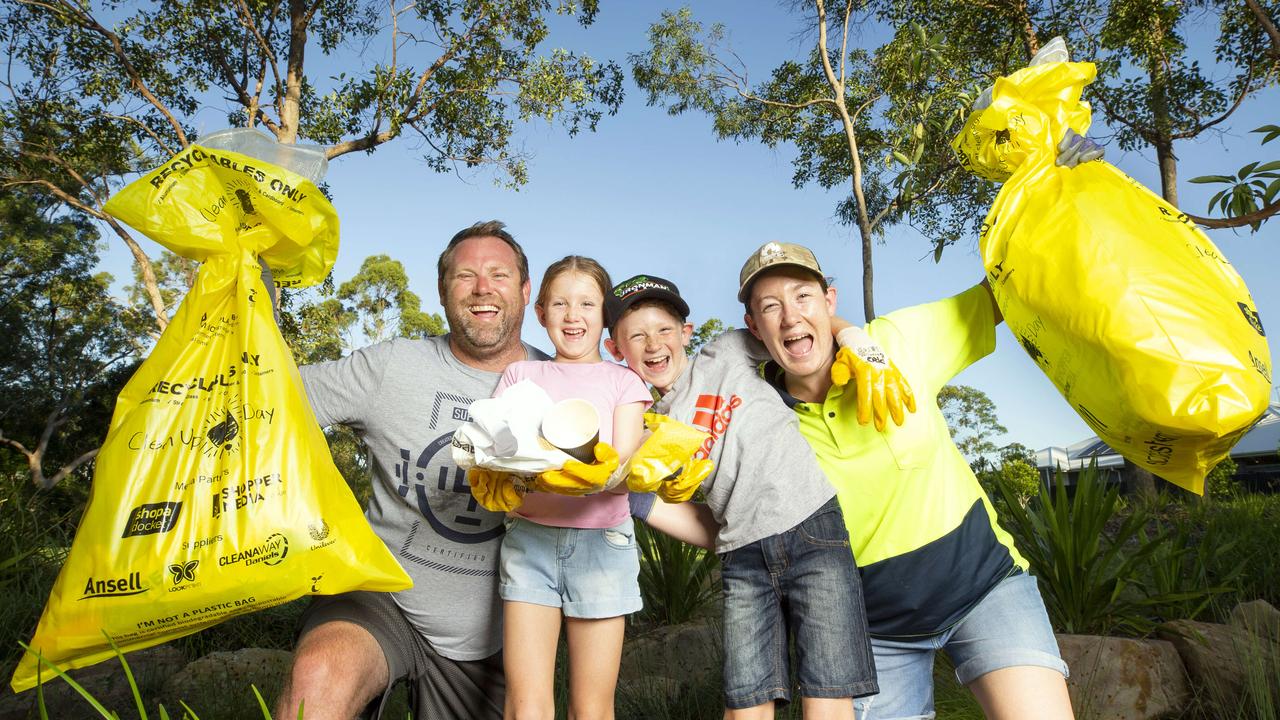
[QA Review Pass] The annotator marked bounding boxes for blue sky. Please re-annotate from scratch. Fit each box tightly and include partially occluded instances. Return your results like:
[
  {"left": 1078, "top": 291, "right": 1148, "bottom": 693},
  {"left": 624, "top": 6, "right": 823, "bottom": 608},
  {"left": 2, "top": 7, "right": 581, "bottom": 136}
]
[{"left": 97, "top": 2, "right": 1280, "bottom": 454}]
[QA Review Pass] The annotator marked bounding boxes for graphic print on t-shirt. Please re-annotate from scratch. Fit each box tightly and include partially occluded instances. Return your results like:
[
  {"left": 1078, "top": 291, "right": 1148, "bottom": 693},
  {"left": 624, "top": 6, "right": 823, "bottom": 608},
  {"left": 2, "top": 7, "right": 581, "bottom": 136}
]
[
  {"left": 392, "top": 391, "right": 503, "bottom": 546},
  {"left": 691, "top": 393, "right": 742, "bottom": 460}
]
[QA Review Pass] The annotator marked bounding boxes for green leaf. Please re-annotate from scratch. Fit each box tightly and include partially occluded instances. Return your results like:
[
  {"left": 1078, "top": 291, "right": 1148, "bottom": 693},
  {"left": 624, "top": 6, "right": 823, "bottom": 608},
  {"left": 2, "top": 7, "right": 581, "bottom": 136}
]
[
  {"left": 252, "top": 685, "right": 273, "bottom": 718},
  {"left": 1238, "top": 162, "right": 1260, "bottom": 180},
  {"left": 1188, "top": 174, "right": 1236, "bottom": 184},
  {"left": 19, "top": 643, "right": 116, "bottom": 717},
  {"left": 102, "top": 633, "right": 147, "bottom": 720},
  {"left": 1251, "top": 160, "right": 1280, "bottom": 173},
  {"left": 892, "top": 150, "right": 912, "bottom": 165}
]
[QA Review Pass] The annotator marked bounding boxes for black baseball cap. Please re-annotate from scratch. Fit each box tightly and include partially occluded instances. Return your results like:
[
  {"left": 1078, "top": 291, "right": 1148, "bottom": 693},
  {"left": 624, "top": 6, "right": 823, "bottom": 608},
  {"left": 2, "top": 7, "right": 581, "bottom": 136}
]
[{"left": 606, "top": 274, "right": 691, "bottom": 329}]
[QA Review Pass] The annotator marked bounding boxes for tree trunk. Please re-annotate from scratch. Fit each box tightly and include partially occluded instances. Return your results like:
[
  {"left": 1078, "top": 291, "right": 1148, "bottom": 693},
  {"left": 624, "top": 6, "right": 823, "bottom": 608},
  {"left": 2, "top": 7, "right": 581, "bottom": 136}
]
[
  {"left": 1148, "top": 18, "right": 1178, "bottom": 206},
  {"left": 1122, "top": 458, "right": 1157, "bottom": 500},
  {"left": 280, "top": 0, "right": 309, "bottom": 143},
  {"left": 814, "top": 0, "right": 876, "bottom": 321},
  {"left": 1155, "top": 137, "right": 1178, "bottom": 208}
]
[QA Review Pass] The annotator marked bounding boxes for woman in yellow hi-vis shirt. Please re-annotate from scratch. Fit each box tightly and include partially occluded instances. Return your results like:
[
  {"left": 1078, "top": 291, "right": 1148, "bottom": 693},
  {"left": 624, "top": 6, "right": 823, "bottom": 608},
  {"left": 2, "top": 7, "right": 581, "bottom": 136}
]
[{"left": 740, "top": 240, "right": 1075, "bottom": 720}]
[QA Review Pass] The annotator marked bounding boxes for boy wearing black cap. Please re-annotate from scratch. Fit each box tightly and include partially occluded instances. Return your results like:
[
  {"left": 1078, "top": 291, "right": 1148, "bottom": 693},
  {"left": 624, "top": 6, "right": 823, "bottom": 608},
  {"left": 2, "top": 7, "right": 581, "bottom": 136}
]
[{"left": 604, "top": 273, "right": 879, "bottom": 718}]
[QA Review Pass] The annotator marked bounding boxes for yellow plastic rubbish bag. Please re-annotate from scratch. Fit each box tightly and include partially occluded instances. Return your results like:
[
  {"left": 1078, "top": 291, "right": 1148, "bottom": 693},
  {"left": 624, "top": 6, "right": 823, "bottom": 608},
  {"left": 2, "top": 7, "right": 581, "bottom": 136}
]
[
  {"left": 951, "top": 59, "right": 1272, "bottom": 494},
  {"left": 11, "top": 144, "right": 411, "bottom": 693},
  {"left": 625, "top": 413, "right": 712, "bottom": 502}
]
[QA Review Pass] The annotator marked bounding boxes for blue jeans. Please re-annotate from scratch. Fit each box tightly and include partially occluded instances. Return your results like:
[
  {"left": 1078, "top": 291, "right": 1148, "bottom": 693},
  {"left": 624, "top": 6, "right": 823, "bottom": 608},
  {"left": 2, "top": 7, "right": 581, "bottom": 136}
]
[
  {"left": 719, "top": 498, "right": 878, "bottom": 708},
  {"left": 854, "top": 571, "right": 1068, "bottom": 720}
]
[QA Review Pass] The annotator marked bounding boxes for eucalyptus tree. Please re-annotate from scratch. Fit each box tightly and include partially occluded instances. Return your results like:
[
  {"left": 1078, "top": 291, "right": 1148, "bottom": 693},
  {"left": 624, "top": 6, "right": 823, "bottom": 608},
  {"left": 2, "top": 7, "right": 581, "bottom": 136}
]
[
  {"left": 632, "top": 4, "right": 1039, "bottom": 320},
  {"left": 1, "top": 0, "right": 623, "bottom": 334},
  {"left": 0, "top": 193, "right": 135, "bottom": 489}
]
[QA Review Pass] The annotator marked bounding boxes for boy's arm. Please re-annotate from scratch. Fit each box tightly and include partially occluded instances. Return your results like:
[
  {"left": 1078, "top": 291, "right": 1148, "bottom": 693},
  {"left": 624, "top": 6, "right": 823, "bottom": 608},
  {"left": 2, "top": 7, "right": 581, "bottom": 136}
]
[{"left": 631, "top": 493, "right": 717, "bottom": 550}]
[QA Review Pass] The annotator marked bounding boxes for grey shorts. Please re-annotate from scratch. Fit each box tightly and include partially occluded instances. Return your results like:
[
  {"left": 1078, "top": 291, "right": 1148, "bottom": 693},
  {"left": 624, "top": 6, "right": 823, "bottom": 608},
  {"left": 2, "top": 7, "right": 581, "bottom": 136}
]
[{"left": 299, "top": 591, "right": 504, "bottom": 720}]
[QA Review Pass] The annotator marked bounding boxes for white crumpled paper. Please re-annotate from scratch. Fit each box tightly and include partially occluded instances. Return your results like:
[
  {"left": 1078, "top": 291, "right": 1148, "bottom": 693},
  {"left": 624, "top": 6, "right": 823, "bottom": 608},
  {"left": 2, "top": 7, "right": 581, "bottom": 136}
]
[{"left": 451, "top": 380, "right": 574, "bottom": 473}]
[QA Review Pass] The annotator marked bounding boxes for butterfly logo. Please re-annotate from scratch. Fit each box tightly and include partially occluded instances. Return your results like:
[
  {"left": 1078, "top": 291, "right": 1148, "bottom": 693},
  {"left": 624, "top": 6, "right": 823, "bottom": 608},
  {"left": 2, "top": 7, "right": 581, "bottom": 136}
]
[{"left": 169, "top": 559, "right": 199, "bottom": 585}]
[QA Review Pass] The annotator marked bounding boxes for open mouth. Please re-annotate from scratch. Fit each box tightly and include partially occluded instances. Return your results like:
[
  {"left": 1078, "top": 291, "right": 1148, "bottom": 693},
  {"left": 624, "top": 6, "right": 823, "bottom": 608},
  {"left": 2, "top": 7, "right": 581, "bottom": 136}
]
[
  {"left": 783, "top": 332, "right": 814, "bottom": 357},
  {"left": 562, "top": 327, "right": 586, "bottom": 341},
  {"left": 469, "top": 304, "right": 499, "bottom": 320},
  {"left": 643, "top": 354, "right": 671, "bottom": 375}
]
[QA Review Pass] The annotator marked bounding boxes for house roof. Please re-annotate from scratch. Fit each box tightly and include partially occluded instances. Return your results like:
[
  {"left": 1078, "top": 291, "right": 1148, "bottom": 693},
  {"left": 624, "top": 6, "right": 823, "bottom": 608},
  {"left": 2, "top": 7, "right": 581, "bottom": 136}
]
[{"left": 1036, "top": 402, "right": 1280, "bottom": 471}]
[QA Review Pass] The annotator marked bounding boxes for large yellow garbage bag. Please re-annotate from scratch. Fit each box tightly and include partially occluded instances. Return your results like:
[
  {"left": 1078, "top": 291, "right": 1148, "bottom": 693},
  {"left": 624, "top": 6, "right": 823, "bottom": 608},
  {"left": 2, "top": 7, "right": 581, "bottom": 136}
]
[
  {"left": 951, "top": 60, "right": 1272, "bottom": 494},
  {"left": 11, "top": 145, "right": 411, "bottom": 692}
]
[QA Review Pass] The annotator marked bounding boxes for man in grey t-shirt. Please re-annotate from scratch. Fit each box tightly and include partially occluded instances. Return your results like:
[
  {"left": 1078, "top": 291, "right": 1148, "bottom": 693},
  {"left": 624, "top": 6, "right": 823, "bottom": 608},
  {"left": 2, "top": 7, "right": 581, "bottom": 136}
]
[{"left": 277, "top": 221, "right": 545, "bottom": 720}]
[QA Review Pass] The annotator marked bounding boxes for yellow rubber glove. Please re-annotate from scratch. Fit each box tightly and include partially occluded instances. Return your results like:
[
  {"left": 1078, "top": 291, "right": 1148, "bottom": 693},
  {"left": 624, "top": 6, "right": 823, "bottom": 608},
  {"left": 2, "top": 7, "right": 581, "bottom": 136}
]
[
  {"left": 535, "top": 442, "right": 620, "bottom": 496},
  {"left": 626, "top": 414, "right": 708, "bottom": 492},
  {"left": 656, "top": 458, "right": 713, "bottom": 504},
  {"left": 831, "top": 326, "right": 917, "bottom": 431},
  {"left": 467, "top": 467, "right": 525, "bottom": 512},
  {"left": 626, "top": 414, "right": 712, "bottom": 501}
]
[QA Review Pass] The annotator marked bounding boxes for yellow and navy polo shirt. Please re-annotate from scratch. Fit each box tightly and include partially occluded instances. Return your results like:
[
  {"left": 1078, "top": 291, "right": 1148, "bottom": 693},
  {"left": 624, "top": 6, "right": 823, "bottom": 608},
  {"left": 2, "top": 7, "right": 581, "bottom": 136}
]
[{"left": 766, "top": 284, "right": 1027, "bottom": 638}]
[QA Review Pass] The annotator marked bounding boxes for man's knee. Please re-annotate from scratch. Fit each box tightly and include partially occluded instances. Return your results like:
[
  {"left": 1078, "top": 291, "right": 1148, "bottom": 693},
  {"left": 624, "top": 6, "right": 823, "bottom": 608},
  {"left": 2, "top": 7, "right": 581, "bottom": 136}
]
[{"left": 284, "top": 621, "right": 390, "bottom": 714}]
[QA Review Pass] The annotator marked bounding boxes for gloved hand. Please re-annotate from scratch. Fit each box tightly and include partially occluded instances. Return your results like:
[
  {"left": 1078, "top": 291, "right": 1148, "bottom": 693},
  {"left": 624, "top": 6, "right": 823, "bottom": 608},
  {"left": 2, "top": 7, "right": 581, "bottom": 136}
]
[
  {"left": 467, "top": 467, "right": 526, "bottom": 512},
  {"left": 1056, "top": 129, "right": 1104, "bottom": 167},
  {"left": 535, "top": 442, "right": 619, "bottom": 496},
  {"left": 655, "top": 458, "right": 713, "bottom": 504},
  {"left": 831, "top": 326, "right": 917, "bottom": 431},
  {"left": 625, "top": 414, "right": 712, "bottom": 496}
]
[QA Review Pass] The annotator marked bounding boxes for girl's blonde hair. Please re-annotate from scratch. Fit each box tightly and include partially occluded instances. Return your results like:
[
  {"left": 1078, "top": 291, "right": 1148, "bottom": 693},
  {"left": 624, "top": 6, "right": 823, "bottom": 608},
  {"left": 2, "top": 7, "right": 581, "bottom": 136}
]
[{"left": 536, "top": 256, "right": 613, "bottom": 309}]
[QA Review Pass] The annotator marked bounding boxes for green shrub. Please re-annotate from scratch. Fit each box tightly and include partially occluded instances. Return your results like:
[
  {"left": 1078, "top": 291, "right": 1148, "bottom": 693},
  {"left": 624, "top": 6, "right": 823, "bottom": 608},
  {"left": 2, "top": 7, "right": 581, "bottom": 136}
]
[
  {"left": 995, "top": 465, "right": 1181, "bottom": 635},
  {"left": 1185, "top": 493, "right": 1280, "bottom": 614},
  {"left": 1204, "top": 457, "right": 1242, "bottom": 501},
  {"left": 634, "top": 521, "right": 719, "bottom": 626}
]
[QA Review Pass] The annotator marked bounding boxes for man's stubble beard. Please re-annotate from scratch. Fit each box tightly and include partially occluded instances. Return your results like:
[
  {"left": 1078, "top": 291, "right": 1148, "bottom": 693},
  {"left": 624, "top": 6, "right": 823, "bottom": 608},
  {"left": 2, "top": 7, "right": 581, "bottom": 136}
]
[{"left": 446, "top": 304, "right": 523, "bottom": 361}]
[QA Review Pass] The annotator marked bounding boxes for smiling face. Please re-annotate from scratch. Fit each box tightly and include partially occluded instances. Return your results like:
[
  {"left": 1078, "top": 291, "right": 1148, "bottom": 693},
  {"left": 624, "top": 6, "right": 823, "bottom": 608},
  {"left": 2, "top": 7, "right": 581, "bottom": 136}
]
[
  {"left": 441, "top": 235, "right": 531, "bottom": 364},
  {"left": 536, "top": 270, "right": 607, "bottom": 363},
  {"left": 606, "top": 302, "right": 692, "bottom": 396},
  {"left": 744, "top": 267, "right": 837, "bottom": 396}
]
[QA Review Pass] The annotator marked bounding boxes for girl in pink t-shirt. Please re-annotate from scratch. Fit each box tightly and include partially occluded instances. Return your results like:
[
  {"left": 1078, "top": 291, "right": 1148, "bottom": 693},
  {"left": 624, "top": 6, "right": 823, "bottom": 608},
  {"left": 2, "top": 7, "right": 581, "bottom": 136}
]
[{"left": 495, "top": 256, "right": 650, "bottom": 718}]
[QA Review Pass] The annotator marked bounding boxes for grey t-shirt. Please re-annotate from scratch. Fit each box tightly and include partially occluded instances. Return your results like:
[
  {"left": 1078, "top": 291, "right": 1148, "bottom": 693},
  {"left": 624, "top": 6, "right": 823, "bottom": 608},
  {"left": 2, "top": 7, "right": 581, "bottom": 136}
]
[
  {"left": 654, "top": 330, "right": 835, "bottom": 553},
  {"left": 300, "top": 334, "right": 547, "bottom": 660}
]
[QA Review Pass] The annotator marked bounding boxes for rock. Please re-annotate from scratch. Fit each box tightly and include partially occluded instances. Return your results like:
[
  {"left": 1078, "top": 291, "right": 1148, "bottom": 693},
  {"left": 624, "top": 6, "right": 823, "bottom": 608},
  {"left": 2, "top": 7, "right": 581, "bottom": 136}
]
[
  {"left": 1229, "top": 599, "right": 1280, "bottom": 645},
  {"left": 620, "top": 619, "right": 721, "bottom": 692},
  {"left": 161, "top": 648, "right": 293, "bottom": 716},
  {"left": 1056, "top": 634, "right": 1189, "bottom": 720},
  {"left": 0, "top": 644, "right": 186, "bottom": 720},
  {"left": 1159, "top": 618, "right": 1279, "bottom": 714}
]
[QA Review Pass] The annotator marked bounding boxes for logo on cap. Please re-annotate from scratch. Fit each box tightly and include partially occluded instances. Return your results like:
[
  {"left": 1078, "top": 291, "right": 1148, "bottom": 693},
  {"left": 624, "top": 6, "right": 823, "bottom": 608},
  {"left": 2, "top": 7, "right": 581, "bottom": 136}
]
[{"left": 758, "top": 242, "right": 786, "bottom": 265}]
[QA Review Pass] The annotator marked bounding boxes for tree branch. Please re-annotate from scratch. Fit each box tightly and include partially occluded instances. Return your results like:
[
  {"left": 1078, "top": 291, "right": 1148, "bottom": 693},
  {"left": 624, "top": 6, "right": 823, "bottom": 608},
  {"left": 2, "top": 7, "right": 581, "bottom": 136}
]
[
  {"left": 29, "top": 0, "right": 189, "bottom": 147},
  {"left": 235, "top": 0, "right": 286, "bottom": 115},
  {"left": 405, "top": 7, "right": 492, "bottom": 119},
  {"left": 1185, "top": 199, "right": 1280, "bottom": 229},
  {"left": 1244, "top": 0, "right": 1280, "bottom": 61},
  {"left": 1171, "top": 59, "right": 1256, "bottom": 140}
]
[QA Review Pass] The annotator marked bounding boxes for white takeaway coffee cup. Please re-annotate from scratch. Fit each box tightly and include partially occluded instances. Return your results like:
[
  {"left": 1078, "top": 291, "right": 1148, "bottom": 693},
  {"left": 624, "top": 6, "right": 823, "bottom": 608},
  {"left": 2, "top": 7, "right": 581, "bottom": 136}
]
[{"left": 541, "top": 399, "right": 600, "bottom": 463}]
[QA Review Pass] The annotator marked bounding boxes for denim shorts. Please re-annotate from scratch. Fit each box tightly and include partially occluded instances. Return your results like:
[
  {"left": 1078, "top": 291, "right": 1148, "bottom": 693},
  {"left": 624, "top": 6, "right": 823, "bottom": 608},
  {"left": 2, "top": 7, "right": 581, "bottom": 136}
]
[
  {"left": 854, "top": 570, "right": 1068, "bottom": 720},
  {"left": 498, "top": 516, "right": 642, "bottom": 619},
  {"left": 719, "top": 498, "right": 879, "bottom": 709}
]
